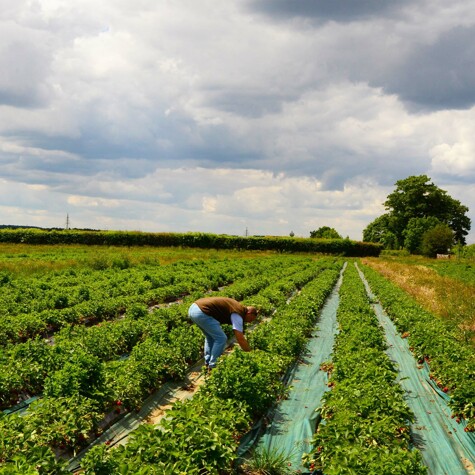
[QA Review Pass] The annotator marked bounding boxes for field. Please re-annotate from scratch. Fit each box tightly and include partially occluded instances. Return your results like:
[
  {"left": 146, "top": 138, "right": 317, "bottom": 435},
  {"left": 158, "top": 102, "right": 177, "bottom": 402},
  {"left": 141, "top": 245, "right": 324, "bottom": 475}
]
[
  {"left": 0, "top": 244, "right": 474, "bottom": 474},
  {"left": 361, "top": 255, "right": 475, "bottom": 344}
]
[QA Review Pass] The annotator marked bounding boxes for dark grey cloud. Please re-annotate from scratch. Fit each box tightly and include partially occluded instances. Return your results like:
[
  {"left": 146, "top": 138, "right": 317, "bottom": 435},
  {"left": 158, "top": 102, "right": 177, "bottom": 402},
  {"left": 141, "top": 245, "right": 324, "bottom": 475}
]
[
  {"left": 3, "top": 120, "right": 263, "bottom": 183},
  {"left": 246, "top": 0, "right": 410, "bottom": 23},
  {"left": 185, "top": 125, "right": 264, "bottom": 168},
  {"left": 378, "top": 26, "right": 475, "bottom": 111},
  {"left": 246, "top": 2, "right": 475, "bottom": 112},
  {"left": 279, "top": 149, "right": 430, "bottom": 191},
  {"left": 205, "top": 88, "right": 295, "bottom": 118}
]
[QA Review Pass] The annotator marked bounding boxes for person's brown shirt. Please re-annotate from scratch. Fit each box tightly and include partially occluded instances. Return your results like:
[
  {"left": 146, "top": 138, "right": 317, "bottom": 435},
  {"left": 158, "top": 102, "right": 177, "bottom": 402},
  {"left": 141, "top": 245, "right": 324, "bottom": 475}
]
[{"left": 195, "top": 297, "right": 246, "bottom": 325}]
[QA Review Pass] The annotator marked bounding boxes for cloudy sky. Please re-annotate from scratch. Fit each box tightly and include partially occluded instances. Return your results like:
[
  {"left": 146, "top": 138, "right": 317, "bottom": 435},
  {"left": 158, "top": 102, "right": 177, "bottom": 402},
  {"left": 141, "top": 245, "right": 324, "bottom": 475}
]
[{"left": 1, "top": 0, "right": 475, "bottom": 243}]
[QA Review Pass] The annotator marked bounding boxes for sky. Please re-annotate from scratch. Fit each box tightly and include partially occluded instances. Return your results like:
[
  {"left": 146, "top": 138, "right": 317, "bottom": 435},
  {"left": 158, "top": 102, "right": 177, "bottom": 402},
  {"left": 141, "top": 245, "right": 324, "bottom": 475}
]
[{"left": 1, "top": 0, "right": 475, "bottom": 243}]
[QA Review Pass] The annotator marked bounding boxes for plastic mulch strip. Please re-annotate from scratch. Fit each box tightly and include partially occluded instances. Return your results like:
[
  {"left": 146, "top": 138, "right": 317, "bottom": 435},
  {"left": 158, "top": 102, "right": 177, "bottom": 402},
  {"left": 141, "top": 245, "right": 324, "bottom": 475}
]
[
  {"left": 239, "top": 263, "right": 475, "bottom": 475},
  {"left": 67, "top": 359, "right": 206, "bottom": 472},
  {"left": 2, "top": 396, "right": 40, "bottom": 416},
  {"left": 237, "top": 267, "right": 343, "bottom": 473},
  {"left": 357, "top": 264, "right": 475, "bottom": 475}
]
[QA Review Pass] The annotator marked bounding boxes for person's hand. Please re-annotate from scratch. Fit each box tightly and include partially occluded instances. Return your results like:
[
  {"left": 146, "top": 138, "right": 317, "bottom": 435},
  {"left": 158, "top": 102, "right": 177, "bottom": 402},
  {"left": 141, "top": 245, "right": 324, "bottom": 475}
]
[{"left": 234, "top": 330, "right": 251, "bottom": 351}]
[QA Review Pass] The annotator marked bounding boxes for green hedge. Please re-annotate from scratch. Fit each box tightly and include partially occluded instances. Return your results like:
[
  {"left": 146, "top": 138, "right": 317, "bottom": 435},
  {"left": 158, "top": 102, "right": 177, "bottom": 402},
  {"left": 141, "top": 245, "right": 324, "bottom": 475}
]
[{"left": 0, "top": 229, "right": 382, "bottom": 257}]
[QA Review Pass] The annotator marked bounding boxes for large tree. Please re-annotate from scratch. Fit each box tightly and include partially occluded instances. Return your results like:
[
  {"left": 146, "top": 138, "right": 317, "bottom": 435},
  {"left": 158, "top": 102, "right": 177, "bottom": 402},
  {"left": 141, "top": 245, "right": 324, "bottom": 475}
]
[
  {"left": 363, "top": 175, "right": 471, "bottom": 250},
  {"left": 362, "top": 214, "right": 400, "bottom": 250}
]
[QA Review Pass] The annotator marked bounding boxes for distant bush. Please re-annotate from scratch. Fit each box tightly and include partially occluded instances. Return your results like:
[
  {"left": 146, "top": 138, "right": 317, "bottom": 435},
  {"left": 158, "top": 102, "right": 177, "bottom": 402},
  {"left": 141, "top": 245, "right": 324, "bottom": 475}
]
[
  {"left": 459, "top": 243, "right": 475, "bottom": 259},
  {"left": 421, "top": 224, "right": 454, "bottom": 258}
]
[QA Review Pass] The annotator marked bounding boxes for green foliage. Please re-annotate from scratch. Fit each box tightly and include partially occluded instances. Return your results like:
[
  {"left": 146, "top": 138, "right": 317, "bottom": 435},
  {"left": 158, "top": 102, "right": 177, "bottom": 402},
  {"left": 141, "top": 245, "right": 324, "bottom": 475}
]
[
  {"left": 249, "top": 266, "right": 341, "bottom": 358},
  {"left": 203, "top": 350, "right": 288, "bottom": 417},
  {"left": 0, "top": 445, "right": 69, "bottom": 474},
  {"left": 310, "top": 226, "right": 342, "bottom": 239},
  {"left": 362, "top": 214, "right": 400, "bottom": 250},
  {"left": 460, "top": 243, "right": 475, "bottom": 258},
  {"left": 80, "top": 444, "right": 120, "bottom": 474},
  {"left": 79, "top": 258, "right": 341, "bottom": 474},
  {"left": 241, "top": 446, "right": 295, "bottom": 475},
  {"left": 43, "top": 351, "right": 107, "bottom": 400},
  {"left": 384, "top": 175, "right": 470, "bottom": 244},
  {"left": 304, "top": 264, "right": 427, "bottom": 474},
  {"left": 0, "top": 228, "right": 382, "bottom": 256},
  {"left": 363, "top": 175, "right": 471, "bottom": 251},
  {"left": 402, "top": 216, "right": 442, "bottom": 254},
  {"left": 26, "top": 396, "right": 101, "bottom": 450},
  {"left": 6, "top": 252, "right": 465, "bottom": 473},
  {"left": 125, "top": 303, "right": 148, "bottom": 320},
  {"left": 425, "top": 258, "right": 475, "bottom": 284},
  {"left": 380, "top": 249, "right": 410, "bottom": 257},
  {"left": 0, "top": 397, "right": 100, "bottom": 464},
  {"left": 421, "top": 224, "right": 454, "bottom": 257},
  {"left": 361, "top": 264, "right": 475, "bottom": 426},
  {"left": 125, "top": 395, "right": 250, "bottom": 473}
]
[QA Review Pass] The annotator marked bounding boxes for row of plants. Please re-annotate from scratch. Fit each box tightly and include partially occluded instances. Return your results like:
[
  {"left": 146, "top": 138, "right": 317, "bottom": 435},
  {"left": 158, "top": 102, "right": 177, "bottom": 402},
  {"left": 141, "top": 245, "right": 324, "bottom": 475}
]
[
  {"left": 361, "top": 257, "right": 475, "bottom": 345},
  {"left": 360, "top": 264, "right": 475, "bottom": 430},
  {"left": 0, "top": 243, "right": 270, "bottom": 279},
  {"left": 95, "top": 258, "right": 327, "bottom": 413},
  {"left": 0, "top": 228, "right": 382, "bottom": 256},
  {"left": 304, "top": 263, "right": 427, "bottom": 474},
  {"left": 248, "top": 265, "right": 341, "bottom": 358},
  {"left": 0, "top": 257, "right": 271, "bottom": 346},
  {"left": 0, "top": 256, "right": 313, "bottom": 409},
  {"left": 0, "top": 257, "right": 336, "bottom": 472},
  {"left": 76, "top": 262, "right": 343, "bottom": 474},
  {"left": 52, "top": 256, "right": 317, "bottom": 366}
]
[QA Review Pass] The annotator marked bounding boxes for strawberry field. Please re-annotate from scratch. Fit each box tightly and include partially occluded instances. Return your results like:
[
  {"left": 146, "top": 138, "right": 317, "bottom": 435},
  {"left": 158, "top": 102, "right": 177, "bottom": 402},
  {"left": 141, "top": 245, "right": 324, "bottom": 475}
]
[{"left": 0, "top": 244, "right": 473, "bottom": 474}]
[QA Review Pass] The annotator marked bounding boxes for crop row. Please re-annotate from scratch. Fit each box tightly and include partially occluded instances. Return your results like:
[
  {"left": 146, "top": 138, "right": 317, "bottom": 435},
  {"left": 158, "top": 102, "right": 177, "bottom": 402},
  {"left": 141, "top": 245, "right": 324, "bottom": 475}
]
[
  {"left": 77, "top": 263, "right": 343, "bottom": 474},
  {"left": 360, "top": 264, "right": 475, "bottom": 430},
  {"left": 0, "top": 257, "right": 338, "bottom": 473},
  {"left": 0, "top": 256, "right": 284, "bottom": 346},
  {"left": 304, "top": 263, "right": 427, "bottom": 474},
  {"left": 0, "top": 257, "right": 319, "bottom": 410}
]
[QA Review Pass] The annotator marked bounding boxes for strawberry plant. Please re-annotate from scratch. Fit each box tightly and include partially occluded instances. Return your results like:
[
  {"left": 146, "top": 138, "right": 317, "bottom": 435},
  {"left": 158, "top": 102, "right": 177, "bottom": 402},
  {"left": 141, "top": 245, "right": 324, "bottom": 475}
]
[
  {"left": 26, "top": 396, "right": 101, "bottom": 451},
  {"left": 203, "top": 350, "right": 289, "bottom": 417},
  {"left": 0, "top": 254, "right": 341, "bottom": 469},
  {"left": 304, "top": 263, "right": 427, "bottom": 474},
  {"left": 80, "top": 259, "right": 342, "bottom": 473},
  {"left": 84, "top": 393, "right": 251, "bottom": 474},
  {"left": 360, "top": 264, "right": 475, "bottom": 427}
]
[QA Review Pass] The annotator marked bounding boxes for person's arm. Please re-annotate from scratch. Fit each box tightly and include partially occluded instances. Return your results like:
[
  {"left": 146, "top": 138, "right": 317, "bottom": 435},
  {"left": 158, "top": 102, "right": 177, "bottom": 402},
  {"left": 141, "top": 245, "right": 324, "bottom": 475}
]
[
  {"left": 230, "top": 312, "right": 252, "bottom": 351},
  {"left": 233, "top": 329, "right": 251, "bottom": 352}
]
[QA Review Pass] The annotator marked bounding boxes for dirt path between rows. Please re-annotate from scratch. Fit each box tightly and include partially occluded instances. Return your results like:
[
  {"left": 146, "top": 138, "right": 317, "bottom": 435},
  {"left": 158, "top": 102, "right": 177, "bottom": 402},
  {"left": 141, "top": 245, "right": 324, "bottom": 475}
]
[{"left": 146, "top": 370, "right": 205, "bottom": 425}]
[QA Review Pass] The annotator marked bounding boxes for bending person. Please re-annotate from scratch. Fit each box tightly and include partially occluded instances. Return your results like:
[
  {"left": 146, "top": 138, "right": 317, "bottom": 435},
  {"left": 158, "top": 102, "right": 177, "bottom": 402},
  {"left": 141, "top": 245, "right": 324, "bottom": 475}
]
[{"left": 188, "top": 296, "right": 257, "bottom": 369}]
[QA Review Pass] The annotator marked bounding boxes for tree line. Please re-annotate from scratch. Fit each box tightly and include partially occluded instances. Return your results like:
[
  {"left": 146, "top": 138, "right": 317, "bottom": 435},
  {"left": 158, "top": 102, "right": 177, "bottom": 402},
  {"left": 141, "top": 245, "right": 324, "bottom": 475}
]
[{"left": 0, "top": 228, "right": 382, "bottom": 257}]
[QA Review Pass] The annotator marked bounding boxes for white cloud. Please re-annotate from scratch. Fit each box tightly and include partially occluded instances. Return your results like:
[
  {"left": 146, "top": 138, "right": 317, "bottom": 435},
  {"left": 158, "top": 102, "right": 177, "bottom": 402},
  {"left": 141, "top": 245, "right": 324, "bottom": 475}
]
[
  {"left": 202, "top": 196, "right": 217, "bottom": 213},
  {"left": 0, "top": 0, "right": 474, "bottom": 243},
  {"left": 67, "top": 195, "right": 121, "bottom": 208},
  {"left": 430, "top": 142, "right": 475, "bottom": 176}
]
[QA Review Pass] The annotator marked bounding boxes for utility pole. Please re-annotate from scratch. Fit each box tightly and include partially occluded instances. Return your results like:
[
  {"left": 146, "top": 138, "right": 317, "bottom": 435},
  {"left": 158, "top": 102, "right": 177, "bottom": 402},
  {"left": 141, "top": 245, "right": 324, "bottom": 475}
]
[
  {"left": 245, "top": 227, "right": 248, "bottom": 237},
  {"left": 65, "top": 214, "right": 70, "bottom": 230}
]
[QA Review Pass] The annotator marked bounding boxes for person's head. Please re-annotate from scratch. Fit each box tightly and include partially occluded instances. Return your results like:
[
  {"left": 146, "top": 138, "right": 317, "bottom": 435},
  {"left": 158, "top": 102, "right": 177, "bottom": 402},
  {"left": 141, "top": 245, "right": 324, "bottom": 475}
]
[{"left": 244, "top": 306, "right": 257, "bottom": 323}]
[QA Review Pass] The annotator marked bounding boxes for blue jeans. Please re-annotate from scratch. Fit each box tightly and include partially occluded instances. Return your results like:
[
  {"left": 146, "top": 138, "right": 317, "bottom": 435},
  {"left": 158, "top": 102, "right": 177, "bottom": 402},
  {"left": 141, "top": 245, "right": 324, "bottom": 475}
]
[{"left": 188, "top": 303, "right": 228, "bottom": 368}]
